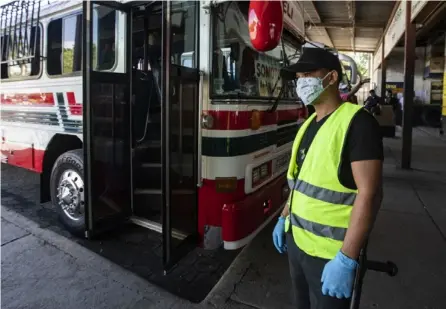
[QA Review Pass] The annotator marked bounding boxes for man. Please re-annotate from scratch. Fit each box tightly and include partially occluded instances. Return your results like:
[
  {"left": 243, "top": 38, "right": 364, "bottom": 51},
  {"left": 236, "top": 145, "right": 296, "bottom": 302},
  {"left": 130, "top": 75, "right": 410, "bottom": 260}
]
[
  {"left": 364, "top": 89, "right": 381, "bottom": 114},
  {"left": 339, "top": 77, "right": 371, "bottom": 103},
  {"left": 274, "top": 47, "right": 383, "bottom": 309},
  {"left": 384, "top": 89, "right": 397, "bottom": 106}
]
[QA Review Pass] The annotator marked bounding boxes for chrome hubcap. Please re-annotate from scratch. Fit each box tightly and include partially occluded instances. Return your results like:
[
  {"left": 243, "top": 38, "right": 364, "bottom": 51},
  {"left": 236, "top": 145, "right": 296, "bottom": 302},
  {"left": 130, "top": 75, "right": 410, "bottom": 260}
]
[{"left": 57, "top": 169, "right": 84, "bottom": 221}]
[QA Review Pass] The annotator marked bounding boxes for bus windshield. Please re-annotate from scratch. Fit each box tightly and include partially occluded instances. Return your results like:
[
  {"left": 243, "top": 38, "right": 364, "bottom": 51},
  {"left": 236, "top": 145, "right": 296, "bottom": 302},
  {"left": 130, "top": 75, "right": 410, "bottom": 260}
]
[{"left": 211, "top": 1, "right": 300, "bottom": 101}]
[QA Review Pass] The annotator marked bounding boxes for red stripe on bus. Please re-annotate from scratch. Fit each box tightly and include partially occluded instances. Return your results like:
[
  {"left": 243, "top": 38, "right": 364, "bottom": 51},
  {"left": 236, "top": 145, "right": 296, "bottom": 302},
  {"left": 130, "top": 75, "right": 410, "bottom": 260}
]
[
  {"left": 205, "top": 108, "right": 301, "bottom": 130},
  {"left": 67, "top": 92, "right": 82, "bottom": 115},
  {"left": 0, "top": 93, "right": 55, "bottom": 106},
  {"left": 1, "top": 143, "right": 44, "bottom": 173},
  {"left": 277, "top": 109, "right": 300, "bottom": 122}
]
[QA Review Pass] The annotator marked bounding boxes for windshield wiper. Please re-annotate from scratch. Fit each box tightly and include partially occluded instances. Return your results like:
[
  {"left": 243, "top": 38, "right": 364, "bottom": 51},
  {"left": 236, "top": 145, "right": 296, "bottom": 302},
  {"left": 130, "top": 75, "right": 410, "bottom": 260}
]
[{"left": 267, "top": 40, "right": 293, "bottom": 113}]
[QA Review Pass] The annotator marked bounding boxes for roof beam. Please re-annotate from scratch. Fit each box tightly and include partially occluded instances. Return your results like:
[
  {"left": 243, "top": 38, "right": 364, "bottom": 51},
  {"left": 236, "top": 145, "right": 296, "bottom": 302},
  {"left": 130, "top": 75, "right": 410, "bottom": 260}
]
[
  {"left": 346, "top": 0, "right": 356, "bottom": 53},
  {"left": 338, "top": 48, "right": 375, "bottom": 53},
  {"left": 311, "top": 22, "right": 383, "bottom": 30},
  {"left": 304, "top": 1, "right": 335, "bottom": 48}
]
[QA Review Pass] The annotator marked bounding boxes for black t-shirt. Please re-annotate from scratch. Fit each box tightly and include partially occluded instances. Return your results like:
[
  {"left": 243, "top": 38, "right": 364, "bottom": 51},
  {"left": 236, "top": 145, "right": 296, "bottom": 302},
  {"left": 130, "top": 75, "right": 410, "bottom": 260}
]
[{"left": 296, "top": 109, "right": 383, "bottom": 190}]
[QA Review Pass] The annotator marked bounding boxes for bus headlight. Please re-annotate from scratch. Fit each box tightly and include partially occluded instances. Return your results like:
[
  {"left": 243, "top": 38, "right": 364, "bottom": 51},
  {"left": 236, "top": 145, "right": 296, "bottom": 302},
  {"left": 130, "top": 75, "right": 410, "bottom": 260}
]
[
  {"left": 252, "top": 161, "right": 272, "bottom": 187},
  {"left": 251, "top": 109, "right": 261, "bottom": 130},
  {"left": 201, "top": 114, "right": 214, "bottom": 129}
]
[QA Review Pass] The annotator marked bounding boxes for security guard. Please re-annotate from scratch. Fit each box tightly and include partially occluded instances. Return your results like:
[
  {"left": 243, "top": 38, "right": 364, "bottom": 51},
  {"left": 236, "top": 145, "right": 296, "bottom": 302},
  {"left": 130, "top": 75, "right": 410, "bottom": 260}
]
[{"left": 273, "top": 48, "right": 383, "bottom": 309}]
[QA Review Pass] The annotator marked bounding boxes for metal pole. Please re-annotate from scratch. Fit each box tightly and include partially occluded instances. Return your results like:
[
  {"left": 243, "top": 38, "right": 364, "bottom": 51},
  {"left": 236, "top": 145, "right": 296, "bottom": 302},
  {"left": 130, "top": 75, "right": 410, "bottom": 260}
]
[
  {"left": 33, "top": 0, "right": 41, "bottom": 57},
  {"left": 23, "top": 1, "right": 29, "bottom": 55},
  {"left": 380, "top": 40, "right": 386, "bottom": 99},
  {"left": 143, "top": 9, "right": 148, "bottom": 71},
  {"left": 11, "top": 4, "right": 18, "bottom": 59},
  {"left": 401, "top": 1, "right": 416, "bottom": 169},
  {"left": 161, "top": 0, "right": 172, "bottom": 273},
  {"left": 178, "top": 83, "right": 183, "bottom": 182},
  {"left": 17, "top": 1, "right": 23, "bottom": 57},
  {"left": 6, "top": 4, "right": 14, "bottom": 60}
]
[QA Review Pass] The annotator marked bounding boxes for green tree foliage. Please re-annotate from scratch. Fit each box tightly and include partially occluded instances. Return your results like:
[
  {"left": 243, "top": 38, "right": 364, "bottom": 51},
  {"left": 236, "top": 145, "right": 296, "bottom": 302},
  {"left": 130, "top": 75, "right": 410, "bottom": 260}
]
[
  {"left": 344, "top": 52, "right": 370, "bottom": 78},
  {"left": 62, "top": 45, "right": 96, "bottom": 73},
  {"left": 63, "top": 48, "right": 74, "bottom": 73}
]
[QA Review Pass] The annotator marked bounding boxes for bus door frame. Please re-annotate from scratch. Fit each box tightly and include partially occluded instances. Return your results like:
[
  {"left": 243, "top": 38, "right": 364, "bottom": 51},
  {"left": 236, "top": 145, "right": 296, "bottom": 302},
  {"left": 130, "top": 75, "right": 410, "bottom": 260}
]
[
  {"left": 161, "top": 0, "right": 200, "bottom": 272},
  {"left": 83, "top": 0, "right": 133, "bottom": 237}
]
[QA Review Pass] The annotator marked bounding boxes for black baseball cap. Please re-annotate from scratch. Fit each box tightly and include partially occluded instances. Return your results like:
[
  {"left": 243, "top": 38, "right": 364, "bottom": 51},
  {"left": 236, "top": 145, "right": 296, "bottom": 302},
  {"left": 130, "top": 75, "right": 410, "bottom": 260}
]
[{"left": 281, "top": 47, "right": 343, "bottom": 83}]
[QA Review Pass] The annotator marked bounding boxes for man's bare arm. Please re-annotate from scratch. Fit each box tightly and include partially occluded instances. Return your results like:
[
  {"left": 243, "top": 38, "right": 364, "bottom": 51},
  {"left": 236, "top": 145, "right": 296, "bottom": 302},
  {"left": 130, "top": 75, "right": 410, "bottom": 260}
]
[
  {"left": 280, "top": 192, "right": 292, "bottom": 217},
  {"left": 281, "top": 201, "right": 290, "bottom": 218},
  {"left": 341, "top": 159, "right": 383, "bottom": 260},
  {"left": 346, "top": 78, "right": 370, "bottom": 99}
]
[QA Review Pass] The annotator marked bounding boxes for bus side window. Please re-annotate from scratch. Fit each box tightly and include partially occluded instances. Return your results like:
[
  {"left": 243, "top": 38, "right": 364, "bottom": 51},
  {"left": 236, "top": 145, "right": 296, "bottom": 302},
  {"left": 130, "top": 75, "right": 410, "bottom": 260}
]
[
  {"left": 63, "top": 15, "right": 82, "bottom": 74},
  {"left": 4, "top": 25, "right": 42, "bottom": 80},
  {"left": 47, "top": 13, "right": 82, "bottom": 76},
  {"left": 47, "top": 19, "right": 63, "bottom": 75},
  {"left": 1, "top": 35, "right": 8, "bottom": 79},
  {"left": 93, "top": 6, "right": 117, "bottom": 72}
]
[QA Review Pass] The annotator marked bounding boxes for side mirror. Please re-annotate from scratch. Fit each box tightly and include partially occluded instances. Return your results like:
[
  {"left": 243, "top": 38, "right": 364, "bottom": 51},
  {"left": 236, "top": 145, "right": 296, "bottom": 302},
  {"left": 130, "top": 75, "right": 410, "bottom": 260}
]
[
  {"left": 248, "top": 0, "right": 283, "bottom": 52},
  {"left": 338, "top": 53, "right": 359, "bottom": 85}
]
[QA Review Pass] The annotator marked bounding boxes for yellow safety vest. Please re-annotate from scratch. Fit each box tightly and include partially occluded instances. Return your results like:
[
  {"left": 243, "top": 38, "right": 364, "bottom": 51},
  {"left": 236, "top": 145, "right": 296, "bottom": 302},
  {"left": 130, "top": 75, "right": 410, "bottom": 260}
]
[{"left": 285, "top": 103, "right": 362, "bottom": 260}]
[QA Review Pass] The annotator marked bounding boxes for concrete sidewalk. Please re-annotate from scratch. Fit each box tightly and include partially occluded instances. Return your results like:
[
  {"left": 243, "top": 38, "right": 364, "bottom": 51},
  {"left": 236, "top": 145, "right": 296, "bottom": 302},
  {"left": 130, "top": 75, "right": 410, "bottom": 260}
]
[
  {"left": 204, "top": 128, "right": 446, "bottom": 309},
  {"left": 0, "top": 206, "right": 249, "bottom": 309},
  {"left": 1, "top": 206, "right": 188, "bottom": 309}
]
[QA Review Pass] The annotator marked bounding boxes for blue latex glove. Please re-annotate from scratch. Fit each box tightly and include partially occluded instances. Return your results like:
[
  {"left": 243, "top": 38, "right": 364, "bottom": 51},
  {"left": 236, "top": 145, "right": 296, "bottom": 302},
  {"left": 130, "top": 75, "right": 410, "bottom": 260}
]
[
  {"left": 272, "top": 216, "right": 287, "bottom": 253},
  {"left": 321, "top": 251, "right": 358, "bottom": 299}
]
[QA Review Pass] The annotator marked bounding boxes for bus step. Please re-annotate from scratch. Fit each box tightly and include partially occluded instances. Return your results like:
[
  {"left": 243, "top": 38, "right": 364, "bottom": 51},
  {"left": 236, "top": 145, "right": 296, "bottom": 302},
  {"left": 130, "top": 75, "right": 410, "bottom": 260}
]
[
  {"left": 139, "top": 139, "right": 161, "bottom": 149},
  {"left": 129, "top": 216, "right": 187, "bottom": 240},
  {"left": 133, "top": 189, "right": 162, "bottom": 219},
  {"left": 135, "top": 188, "right": 195, "bottom": 195},
  {"left": 134, "top": 141, "right": 161, "bottom": 163},
  {"left": 135, "top": 163, "right": 162, "bottom": 189}
]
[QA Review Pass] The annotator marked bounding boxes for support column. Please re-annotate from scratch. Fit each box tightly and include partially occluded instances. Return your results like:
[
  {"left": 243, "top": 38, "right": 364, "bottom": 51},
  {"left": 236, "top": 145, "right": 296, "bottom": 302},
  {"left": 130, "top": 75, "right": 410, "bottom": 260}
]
[
  {"left": 380, "top": 41, "right": 386, "bottom": 98},
  {"left": 401, "top": 1, "right": 416, "bottom": 169},
  {"left": 441, "top": 33, "right": 446, "bottom": 136}
]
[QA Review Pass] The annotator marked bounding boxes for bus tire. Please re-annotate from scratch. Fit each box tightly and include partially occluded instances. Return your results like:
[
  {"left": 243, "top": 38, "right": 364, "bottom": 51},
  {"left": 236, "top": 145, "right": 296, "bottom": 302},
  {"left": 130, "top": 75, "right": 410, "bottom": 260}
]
[{"left": 50, "top": 149, "right": 85, "bottom": 236}]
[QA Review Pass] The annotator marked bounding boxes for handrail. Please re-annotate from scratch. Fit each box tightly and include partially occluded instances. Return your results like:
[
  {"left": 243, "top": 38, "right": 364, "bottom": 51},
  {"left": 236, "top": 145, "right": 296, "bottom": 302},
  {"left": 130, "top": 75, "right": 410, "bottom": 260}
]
[
  {"left": 197, "top": 71, "right": 204, "bottom": 187},
  {"left": 135, "top": 71, "right": 154, "bottom": 144}
]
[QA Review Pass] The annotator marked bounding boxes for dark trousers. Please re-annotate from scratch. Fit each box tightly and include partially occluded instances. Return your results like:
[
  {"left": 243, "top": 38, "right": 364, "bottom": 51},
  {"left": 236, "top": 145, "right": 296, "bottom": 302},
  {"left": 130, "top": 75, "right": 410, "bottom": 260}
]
[{"left": 286, "top": 233, "right": 351, "bottom": 309}]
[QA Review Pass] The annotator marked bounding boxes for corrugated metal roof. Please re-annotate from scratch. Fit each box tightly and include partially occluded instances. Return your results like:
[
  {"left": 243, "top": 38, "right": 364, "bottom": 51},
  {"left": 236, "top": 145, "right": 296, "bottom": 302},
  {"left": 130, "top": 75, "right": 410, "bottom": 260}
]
[
  {"left": 355, "top": 1, "right": 395, "bottom": 24},
  {"left": 304, "top": 0, "right": 396, "bottom": 52},
  {"left": 313, "top": 1, "right": 351, "bottom": 24}
]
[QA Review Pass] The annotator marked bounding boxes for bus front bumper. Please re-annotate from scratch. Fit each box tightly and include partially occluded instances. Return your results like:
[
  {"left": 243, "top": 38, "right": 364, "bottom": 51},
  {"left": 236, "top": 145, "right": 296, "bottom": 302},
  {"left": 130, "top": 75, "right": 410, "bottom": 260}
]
[{"left": 221, "top": 174, "right": 288, "bottom": 250}]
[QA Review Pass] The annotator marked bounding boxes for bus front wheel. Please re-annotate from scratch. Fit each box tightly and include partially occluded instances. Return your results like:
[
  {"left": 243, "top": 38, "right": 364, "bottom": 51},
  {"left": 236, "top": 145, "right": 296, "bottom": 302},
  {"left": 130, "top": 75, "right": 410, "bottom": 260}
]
[{"left": 50, "top": 149, "right": 85, "bottom": 236}]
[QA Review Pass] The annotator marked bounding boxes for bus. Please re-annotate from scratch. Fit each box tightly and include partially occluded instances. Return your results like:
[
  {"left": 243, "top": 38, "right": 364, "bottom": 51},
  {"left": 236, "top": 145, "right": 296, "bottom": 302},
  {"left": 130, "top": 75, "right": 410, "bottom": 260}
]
[{"left": 0, "top": 0, "right": 307, "bottom": 269}]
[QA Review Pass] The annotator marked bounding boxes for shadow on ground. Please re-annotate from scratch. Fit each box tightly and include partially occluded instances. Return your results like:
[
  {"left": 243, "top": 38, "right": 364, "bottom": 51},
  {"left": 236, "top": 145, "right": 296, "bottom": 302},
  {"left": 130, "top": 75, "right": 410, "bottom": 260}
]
[{"left": 1, "top": 164, "right": 239, "bottom": 303}]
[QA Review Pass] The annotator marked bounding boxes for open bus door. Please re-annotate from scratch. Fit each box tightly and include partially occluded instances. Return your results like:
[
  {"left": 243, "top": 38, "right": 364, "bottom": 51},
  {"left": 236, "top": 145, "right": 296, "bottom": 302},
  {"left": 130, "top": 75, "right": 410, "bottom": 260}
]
[
  {"left": 160, "top": 1, "right": 200, "bottom": 272},
  {"left": 83, "top": 1, "right": 133, "bottom": 236}
]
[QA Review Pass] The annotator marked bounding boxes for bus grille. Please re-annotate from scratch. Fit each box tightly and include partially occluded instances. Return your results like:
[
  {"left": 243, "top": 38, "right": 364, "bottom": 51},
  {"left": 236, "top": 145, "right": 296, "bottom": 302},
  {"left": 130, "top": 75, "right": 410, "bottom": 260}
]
[{"left": 276, "top": 123, "right": 299, "bottom": 147}]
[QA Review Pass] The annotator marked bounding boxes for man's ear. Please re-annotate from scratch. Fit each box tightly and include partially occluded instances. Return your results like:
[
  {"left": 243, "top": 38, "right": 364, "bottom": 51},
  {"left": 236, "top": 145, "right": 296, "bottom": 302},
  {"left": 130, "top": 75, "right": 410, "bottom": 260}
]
[{"left": 330, "top": 70, "right": 339, "bottom": 86}]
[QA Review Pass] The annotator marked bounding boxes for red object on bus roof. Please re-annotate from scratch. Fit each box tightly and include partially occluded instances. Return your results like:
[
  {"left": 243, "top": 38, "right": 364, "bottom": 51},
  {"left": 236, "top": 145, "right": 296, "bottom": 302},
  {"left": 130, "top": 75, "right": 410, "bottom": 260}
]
[{"left": 248, "top": 0, "right": 284, "bottom": 52}]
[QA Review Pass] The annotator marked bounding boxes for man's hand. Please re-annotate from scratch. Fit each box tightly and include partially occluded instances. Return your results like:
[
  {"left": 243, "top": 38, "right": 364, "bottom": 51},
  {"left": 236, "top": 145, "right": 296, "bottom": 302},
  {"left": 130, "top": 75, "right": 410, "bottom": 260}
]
[
  {"left": 321, "top": 251, "right": 358, "bottom": 298},
  {"left": 361, "top": 78, "right": 371, "bottom": 85},
  {"left": 272, "top": 216, "right": 287, "bottom": 253}
]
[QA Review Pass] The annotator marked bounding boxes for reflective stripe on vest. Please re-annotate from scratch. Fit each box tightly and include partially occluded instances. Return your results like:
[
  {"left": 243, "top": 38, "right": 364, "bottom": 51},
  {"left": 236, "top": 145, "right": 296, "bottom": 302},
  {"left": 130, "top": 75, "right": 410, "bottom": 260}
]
[
  {"left": 287, "top": 179, "right": 357, "bottom": 206},
  {"left": 290, "top": 213, "right": 347, "bottom": 241},
  {"left": 286, "top": 103, "right": 362, "bottom": 260}
]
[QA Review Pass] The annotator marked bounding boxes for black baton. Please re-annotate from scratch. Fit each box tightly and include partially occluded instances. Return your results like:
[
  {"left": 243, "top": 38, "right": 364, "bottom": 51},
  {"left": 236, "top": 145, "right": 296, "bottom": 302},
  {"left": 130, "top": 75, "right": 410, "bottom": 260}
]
[{"left": 350, "top": 245, "right": 398, "bottom": 309}]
